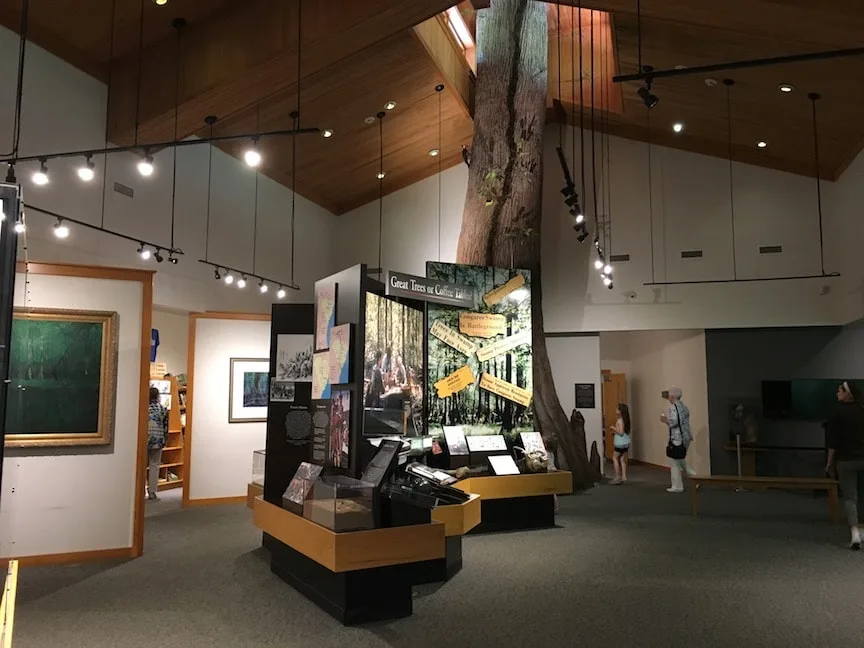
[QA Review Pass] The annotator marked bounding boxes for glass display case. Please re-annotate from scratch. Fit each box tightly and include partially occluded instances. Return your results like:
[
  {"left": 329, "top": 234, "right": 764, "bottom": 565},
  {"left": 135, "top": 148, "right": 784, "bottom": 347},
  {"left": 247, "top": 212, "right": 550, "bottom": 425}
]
[
  {"left": 252, "top": 449, "right": 266, "bottom": 487},
  {"left": 303, "top": 475, "right": 376, "bottom": 532}
]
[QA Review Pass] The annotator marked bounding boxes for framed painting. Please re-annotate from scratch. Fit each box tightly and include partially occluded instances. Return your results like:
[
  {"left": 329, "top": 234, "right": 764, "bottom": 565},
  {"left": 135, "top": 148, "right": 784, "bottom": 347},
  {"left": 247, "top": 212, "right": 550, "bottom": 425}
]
[
  {"left": 4, "top": 308, "right": 119, "bottom": 448},
  {"left": 229, "top": 358, "right": 269, "bottom": 423}
]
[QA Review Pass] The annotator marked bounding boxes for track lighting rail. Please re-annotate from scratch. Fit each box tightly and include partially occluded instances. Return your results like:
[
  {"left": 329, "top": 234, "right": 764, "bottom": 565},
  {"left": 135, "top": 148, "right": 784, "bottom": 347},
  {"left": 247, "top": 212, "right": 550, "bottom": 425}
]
[
  {"left": 643, "top": 273, "right": 840, "bottom": 287},
  {"left": 197, "top": 259, "right": 299, "bottom": 293}
]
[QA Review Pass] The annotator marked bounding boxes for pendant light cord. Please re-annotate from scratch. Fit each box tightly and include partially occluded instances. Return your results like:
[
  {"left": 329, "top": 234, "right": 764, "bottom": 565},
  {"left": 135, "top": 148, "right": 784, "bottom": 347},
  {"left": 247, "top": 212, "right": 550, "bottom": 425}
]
[
  {"left": 647, "top": 110, "right": 655, "bottom": 284},
  {"left": 290, "top": 0, "right": 303, "bottom": 287},
  {"left": 377, "top": 112, "right": 385, "bottom": 272},
  {"left": 252, "top": 108, "right": 260, "bottom": 276},
  {"left": 436, "top": 85, "right": 443, "bottom": 262},
  {"left": 724, "top": 79, "right": 738, "bottom": 280},
  {"left": 8, "top": 0, "right": 29, "bottom": 159},
  {"left": 169, "top": 19, "right": 184, "bottom": 252},
  {"left": 204, "top": 121, "right": 214, "bottom": 262},
  {"left": 589, "top": 12, "right": 598, "bottom": 235},
  {"left": 556, "top": 3, "right": 563, "bottom": 150},
  {"left": 99, "top": 0, "right": 117, "bottom": 229},
  {"left": 133, "top": 0, "right": 145, "bottom": 147},
  {"left": 578, "top": 2, "right": 586, "bottom": 204},
  {"left": 810, "top": 92, "right": 826, "bottom": 276}
]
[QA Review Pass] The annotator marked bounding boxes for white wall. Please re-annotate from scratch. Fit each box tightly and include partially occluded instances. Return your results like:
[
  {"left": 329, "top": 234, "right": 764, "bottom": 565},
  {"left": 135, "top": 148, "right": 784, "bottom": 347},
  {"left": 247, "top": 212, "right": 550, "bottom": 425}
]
[
  {"left": 188, "top": 317, "right": 270, "bottom": 501},
  {"left": 152, "top": 308, "right": 189, "bottom": 376},
  {"left": 0, "top": 26, "right": 336, "bottom": 314},
  {"left": 546, "top": 335, "right": 603, "bottom": 474},
  {"left": 1, "top": 273, "right": 143, "bottom": 558},
  {"left": 602, "top": 330, "right": 711, "bottom": 475},
  {"left": 599, "top": 331, "right": 631, "bottom": 377},
  {"left": 335, "top": 124, "right": 854, "bottom": 332}
]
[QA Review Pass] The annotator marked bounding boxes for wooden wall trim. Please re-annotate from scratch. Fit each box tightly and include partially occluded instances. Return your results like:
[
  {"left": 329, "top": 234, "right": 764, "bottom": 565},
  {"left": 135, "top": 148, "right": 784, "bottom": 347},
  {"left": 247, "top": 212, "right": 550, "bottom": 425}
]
[
  {"left": 185, "top": 496, "right": 247, "bottom": 507},
  {"left": 16, "top": 262, "right": 155, "bottom": 283},
  {"left": 197, "top": 311, "right": 272, "bottom": 321},
  {"left": 1, "top": 546, "right": 136, "bottom": 568}
]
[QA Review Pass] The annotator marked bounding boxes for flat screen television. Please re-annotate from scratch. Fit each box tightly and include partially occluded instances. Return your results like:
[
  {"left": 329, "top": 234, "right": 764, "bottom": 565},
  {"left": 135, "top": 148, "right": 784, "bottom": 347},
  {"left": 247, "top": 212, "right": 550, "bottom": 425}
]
[
  {"left": 362, "top": 292, "right": 425, "bottom": 436},
  {"left": 761, "top": 379, "right": 841, "bottom": 421}
]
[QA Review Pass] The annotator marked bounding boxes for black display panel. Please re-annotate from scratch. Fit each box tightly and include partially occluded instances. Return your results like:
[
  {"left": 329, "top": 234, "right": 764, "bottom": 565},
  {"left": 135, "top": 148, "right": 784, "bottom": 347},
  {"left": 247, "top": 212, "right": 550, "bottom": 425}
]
[{"left": 761, "top": 379, "right": 842, "bottom": 421}]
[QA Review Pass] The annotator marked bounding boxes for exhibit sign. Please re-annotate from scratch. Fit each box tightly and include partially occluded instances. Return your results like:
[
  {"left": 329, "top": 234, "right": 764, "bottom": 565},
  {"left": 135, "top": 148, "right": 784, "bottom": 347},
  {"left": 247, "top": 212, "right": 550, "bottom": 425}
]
[
  {"left": 434, "top": 365, "right": 474, "bottom": 399},
  {"left": 275, "top": 334, "right": 313, "bottom": 382},
  {"left": 479, "top": 372, "right": 532, "bottom": 407},
  {"left": 384, "top": 270, "right": 474, "bottom": 308},
  {"left": 575, "top": 383, "right": 596, "bottom": 409},
  {"left": 482, "top": 274, "right": 526, "bottom": 307},
  {"left": 5, "top": 308, "right": 119, "bottom": 448},
  {"left": 488, "top": 454, "right": 521, "bottom": 476},
  {"left": 315, "top": 283, "right": 337, "bottom": 350},
  {"left": 328, "top": 323, "right": 351, "bottom": 384},
  {"left": 465, "top": 434, "right": 508, "bottom": 452},
  {"left": 476, "top": 329, "right": 531, "bottom": 362},
  {"left": 311, "top": 351, "right": 331, "bottom": 400},
  {"left": 228, "top": 358, "right": 269, "bottom": 423},
  {"left": 459, "top": 312, "right": 507, "bottom": 338},
  {"left": 520, "top": 431, "right": 546, "bottom": 453},
  {"left": 430, "top": 320, "right": 478, "bottom": 357},
  {"left": 443, "top": 425, "right": 469, "bottom": 455}
]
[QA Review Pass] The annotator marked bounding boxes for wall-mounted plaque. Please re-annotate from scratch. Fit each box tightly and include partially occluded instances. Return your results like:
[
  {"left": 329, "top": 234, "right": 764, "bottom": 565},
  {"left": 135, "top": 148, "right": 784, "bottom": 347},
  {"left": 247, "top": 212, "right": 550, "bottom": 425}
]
[{"left": 575, "top": 383, "right": 596, "bottom": 409}]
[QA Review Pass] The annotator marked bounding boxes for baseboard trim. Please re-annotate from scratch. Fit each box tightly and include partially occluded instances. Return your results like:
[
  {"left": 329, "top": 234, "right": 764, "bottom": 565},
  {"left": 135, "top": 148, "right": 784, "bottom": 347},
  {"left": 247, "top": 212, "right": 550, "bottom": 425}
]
[
  {"left": 630, "top": 459, "right": 670, "bottom": 471},
  {"left": 185, "top": 495, "right": 247, "bottom": 508},
  {"left": 1, "top": 546, "right": 136, "bottom": 567}
]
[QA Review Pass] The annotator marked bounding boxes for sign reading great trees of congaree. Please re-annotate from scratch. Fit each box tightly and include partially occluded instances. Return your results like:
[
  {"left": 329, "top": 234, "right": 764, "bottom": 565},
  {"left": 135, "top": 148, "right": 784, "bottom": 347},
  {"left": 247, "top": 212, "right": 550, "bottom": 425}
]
[{"left": 384, "top": 270, "right": 475, "bottom": 308}]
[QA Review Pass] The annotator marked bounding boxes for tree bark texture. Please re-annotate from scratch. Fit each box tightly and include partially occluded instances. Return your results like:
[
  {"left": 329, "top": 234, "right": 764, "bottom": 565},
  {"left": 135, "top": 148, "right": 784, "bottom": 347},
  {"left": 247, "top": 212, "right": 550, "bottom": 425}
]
[{"left": 455, "top": 0, "right": 599, "bottom": 488}]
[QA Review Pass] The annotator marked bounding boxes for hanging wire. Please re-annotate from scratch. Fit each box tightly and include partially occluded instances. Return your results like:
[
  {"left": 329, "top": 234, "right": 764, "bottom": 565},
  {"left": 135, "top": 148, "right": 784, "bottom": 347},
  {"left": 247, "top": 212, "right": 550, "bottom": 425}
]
[
  {"left": 377, "top": 112, "right": 386, "bottom": 273},
  {"left": 556, "top": 3, "right": 564, "bottom": 151},
  {"left": 646, "top": 109, "right": 655, "bottom": 284},
  {"left": 436, "top": 84, "right": 444, "bottom": 262},
  {"left": 589, "top": 11, "right": 598, "bottom": 237},
  {"left": 168, "top": 18, "right": 185, "bottom": 253},
  {"left": 809, "top": 92, "right": 826, "bottom": 276},
  {"left": 570, "top": 2, "right": 577, "bottom": 175},
  {"left": 133, "top": 0, "right": 145, "bottom": 146},
  {"left": 7, "top": 0, "right": 30, "bottom": 159},
  {"left": 636, "top": 0, "right": 643, "bottom": 73},
  {"left": 203, "top": 118, "right": 215, "bottom": 262},
  {"left": 724, "top": 79, "right": 738, "bottom": 280},
  {"left": 603, "top": 19, "right": 613, "bottom": 255},
  {"left": 290, "top": 0, "right": 303, "bottom": 288},
  {"left": 578, "top": 2, "right": 586, "bottom": 203},
  {"left": 252, "top": 108, "right": 260, "bottom": 276},
  {"left": 99, "top": 0, "right": 117, "bottom": 229}
]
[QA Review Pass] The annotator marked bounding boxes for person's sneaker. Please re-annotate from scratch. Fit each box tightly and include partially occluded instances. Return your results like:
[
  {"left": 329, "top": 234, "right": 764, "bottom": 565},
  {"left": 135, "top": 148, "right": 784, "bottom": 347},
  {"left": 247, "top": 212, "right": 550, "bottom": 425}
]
[
  {"left": 609, "top": 478, "right": 621, "bottom": 485},
  {"left": 666, "top": 487, "right": 684, "bottom": 493},
  {"left": 851, "top": 527, "right": 861, "bottom": 551},
  {"left": 148, "top": 493, "right": 159, "bottom": 501}
]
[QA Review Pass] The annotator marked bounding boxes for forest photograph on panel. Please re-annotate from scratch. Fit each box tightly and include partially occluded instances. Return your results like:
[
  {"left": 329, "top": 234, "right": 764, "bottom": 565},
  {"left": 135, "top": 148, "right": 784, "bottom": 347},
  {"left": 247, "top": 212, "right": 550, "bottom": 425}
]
[
  {"left": 427, "top": 262, "right": 533, "bottom": 439},
  {"left": 5, "top": 309, "right": 117, "bottom": 446},
  {"left": 363, "top": 292, "right": 425, "bottom": 435}
]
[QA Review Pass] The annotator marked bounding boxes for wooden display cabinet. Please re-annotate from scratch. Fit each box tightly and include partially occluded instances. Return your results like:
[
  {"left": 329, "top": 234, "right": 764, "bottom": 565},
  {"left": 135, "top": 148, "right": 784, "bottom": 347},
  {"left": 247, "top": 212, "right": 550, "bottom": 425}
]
[{"left": 148, "top": 370, "right": 186, "bottom": 492}]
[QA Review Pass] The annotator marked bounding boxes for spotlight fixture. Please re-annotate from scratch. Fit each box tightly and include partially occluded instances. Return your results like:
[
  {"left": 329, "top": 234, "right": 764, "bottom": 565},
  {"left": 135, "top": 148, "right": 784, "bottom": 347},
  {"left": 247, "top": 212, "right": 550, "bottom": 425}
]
[
  {"left": 53, "top": 219, "right": 70, "bottom": 239},
  {"left": 428, "top": 148, "right": 440, "bottom": 157},
  {"left": 224, "top": 272, "right": 234, "bottom": 285},
  {"left": 169, "top": 255, "right": 178, "bottom": 265},
  {"left": 575, "top": 227, "right": 590, "bottom": 243},
  {"left": 574, "top": 213, "right": 585, "bottom": 224},
  {"left": 153, "top": 0, "right": 168, "bottom": 5},
  {"left": 603, "top": 276, "right": 613, "bottom": 287},
  {"left": 778, "top": 83, "right": 794, "bottom": 93},
  {"left": 594, "top": 258, "right": 604, "bottom": 270},
  {"left": 637, "top": 66, "right": 659, "bottom": 109},
  {"left": 14, "top": 220, "right": 25, "bottom": 234},
  {"left": 32, "top": 160, "right": 49, "bottom": 186},
  {"left": 259, "top": 280, "right": 268, "bottom": 294},
  {"left": 757, "top": 141, "right": 768, "bottom": 148},
  {"left": 377, "top": 171, "right": 386, "bottom": 179},
  {"left": 237, "top": 275, "right": 247, "bottom": 289},
  {"left": 385, "top": 100, "right": 397, "bottom": 110},
  {"left": 78, "top": 156, "right": 96, "bottom": 182},
  {"left": 214, "top": 267, "right": 222, "bottom": 280},
  {"left": 138, "top": 154, "right": 155, "bottom": 177},
  {"left": 154, "top": 249, "right": 164, "bottom": 263},
  {"left": 244, "top": 140, "right": 262, "bottom": 168},
  {"left": 604, "top": 264, "right": 613, "bottom": 275},
  {"left": 672, "top": 122, "right": 684, "bottom": 133},
  {"left": 321, "top": 129, "right": 334, "bottom": 138},
  {"left": 138, "top": 244, "right": 151, "bottom": 260},
  {"left": 277, "top": 286, "right": 286, "bottom": 299}
]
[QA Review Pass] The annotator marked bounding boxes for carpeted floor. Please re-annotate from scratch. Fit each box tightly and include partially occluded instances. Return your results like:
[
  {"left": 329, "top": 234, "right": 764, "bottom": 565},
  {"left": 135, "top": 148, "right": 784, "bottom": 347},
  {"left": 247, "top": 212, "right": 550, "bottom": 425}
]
[{"left": 11, "top": 466, "right": 864, "bottom": 648}]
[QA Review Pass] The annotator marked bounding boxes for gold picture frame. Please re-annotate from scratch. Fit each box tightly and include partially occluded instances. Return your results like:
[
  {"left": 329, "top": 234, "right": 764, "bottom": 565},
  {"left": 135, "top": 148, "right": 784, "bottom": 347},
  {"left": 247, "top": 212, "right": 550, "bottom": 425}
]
[{"left": 4, "top": 308, "right": 119, "bottom": 448}]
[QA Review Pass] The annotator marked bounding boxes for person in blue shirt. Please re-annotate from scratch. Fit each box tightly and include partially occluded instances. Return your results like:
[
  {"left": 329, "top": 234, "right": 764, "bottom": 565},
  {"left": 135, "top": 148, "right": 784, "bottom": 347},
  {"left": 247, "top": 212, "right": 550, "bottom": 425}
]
[
  {"left": 609, "top": 404, "right": 631, "bottom": 485},
  {"left": 661, "top": 387, "right": 694, "bottom": 492}
]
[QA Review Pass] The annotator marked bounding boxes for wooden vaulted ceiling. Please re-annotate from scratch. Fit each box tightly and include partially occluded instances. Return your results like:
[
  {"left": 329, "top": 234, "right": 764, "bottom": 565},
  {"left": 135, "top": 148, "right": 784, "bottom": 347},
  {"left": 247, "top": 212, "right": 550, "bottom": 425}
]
[{"left": 4, "top": 0, "right": 864, "bottom": 215}]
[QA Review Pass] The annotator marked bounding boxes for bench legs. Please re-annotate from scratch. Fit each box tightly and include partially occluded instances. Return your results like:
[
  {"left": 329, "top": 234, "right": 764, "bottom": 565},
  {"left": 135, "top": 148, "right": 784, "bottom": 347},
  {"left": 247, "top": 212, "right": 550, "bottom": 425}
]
[{"left": 828, "top": 485, "right": 840, "bottom": 524}]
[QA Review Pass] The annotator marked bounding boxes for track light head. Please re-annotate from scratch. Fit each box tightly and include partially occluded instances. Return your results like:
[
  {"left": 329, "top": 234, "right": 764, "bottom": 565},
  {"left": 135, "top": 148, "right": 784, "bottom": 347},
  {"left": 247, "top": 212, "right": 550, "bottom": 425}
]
[
  {"left": 244, "top": 140, "right": 262, "bottom": 168},
  {"left": 237, "top": 275, "right": 247, "bottom": 289},
  {"left": 604, "top": 264, "right": 613, "bottom": 275},
  {"left": 259, "top": 280, "right": 268, "bottom": 294},
  {"left": 138, "top": 154, "right": 155, "bottom": 177},
  {"left": 224, "top": 272, "right": 234, "bottom": 285},
  {"left": 32, "top": 159, "right": 49, "bottom": 186},
  {"left": 169, "top": 255, "right": 178, "bottom": 265},
  {"left": 53, "top": 219, "right": 70, "bottom": 239},
  {"left": 138, "top": 244, "right": 151, "bottom": 260},
  {"left": 576, "top": 228, "right": 589, "bottom": 243},
  {"left": 638, "top": 86, "right": 659, "bottom": 109},
  {"left": 277, "top": 286, "right": 286, "bottom": 299},
  {"left": 214, "top": 267, "right": 221, "bottom": 280},
  {"left": 154, "top": 249, "right": 164, "bottom": 263},
  {"left": 5, "top": 164, "right": 16, "bottom": 184},
  {"left": 573, "top": 212, "right": 585, "bottom": 225},
  {"left": 78, "top": 156, "right": 96, "bottom": 182},
  {"left": 564, "top": 193, "right": 580, "bottom": 207},
  {"left": 594, "top": 258, "right": 604, "bottom": 270},
  {"left": 14, "top": 220, "right": 25, "bottom": 234}
]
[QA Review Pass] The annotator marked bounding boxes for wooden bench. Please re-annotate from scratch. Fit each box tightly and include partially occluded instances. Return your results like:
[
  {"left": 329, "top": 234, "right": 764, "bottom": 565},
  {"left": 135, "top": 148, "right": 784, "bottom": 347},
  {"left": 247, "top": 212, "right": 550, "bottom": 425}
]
[{"left": 689, "top": 475, "right": 840, "bottom": 524}]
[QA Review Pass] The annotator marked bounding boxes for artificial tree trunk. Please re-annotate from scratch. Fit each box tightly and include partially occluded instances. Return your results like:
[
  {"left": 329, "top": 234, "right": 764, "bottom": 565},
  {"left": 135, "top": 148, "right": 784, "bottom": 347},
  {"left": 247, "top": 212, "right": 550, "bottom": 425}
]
[{"left": 456, "top": 0, "right": 599, "bottom": 488}]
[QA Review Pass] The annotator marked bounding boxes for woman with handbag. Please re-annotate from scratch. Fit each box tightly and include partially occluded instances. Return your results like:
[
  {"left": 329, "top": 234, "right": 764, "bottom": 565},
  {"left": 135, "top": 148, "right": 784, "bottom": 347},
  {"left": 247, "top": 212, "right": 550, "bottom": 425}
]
[{"left": 661, "top": 387, "right": 693, "bottom": 493}]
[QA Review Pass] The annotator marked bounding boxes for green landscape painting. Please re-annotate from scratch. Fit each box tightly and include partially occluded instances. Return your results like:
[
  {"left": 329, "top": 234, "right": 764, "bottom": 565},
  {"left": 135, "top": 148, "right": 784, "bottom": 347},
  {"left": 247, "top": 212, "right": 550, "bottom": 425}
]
[{"left": 5, "top": 309, "right": 117, "bottom": 447}]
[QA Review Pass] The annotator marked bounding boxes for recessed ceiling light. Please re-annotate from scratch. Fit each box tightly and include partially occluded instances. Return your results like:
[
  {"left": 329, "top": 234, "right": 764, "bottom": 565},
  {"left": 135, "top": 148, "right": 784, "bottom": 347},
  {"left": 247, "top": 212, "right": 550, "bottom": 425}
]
[
  {"left": 672, "top": 122, "right": 684, "bottom": 133},
  {"left": 674, "top": 65, "right": 688, "bottom": 70},
  {"left": 384, "top": 101, "right": 397, "bottom": 110},
  {"left": 757, "top": 141, "right": 768, "bottom": 148},
  {"left": 364, "top": 116, "right": 376, "bottom": 125},
  {"left": 321, "top": 128, "right": 334, "bottom": 138},
  {"left": 377, "top": 171, "right": 386, "bottom": 179},
  {"left": 704, "top": 78, "right": 718, "bottom": 87},
  {"left": 428, "top": 148, "right": 440, "bottom": 157},
  {"left": 778, "top": 83, "right": 794, "bottom": 93},
  {"left": 153, "top": 0, "right": 168, "bottom": 5}
]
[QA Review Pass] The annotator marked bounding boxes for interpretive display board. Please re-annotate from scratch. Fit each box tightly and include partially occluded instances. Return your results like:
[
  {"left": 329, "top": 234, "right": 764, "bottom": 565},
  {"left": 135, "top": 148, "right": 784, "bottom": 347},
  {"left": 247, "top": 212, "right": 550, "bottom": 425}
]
[
  {"left": 488, "top": 454, "right": 521, "bottom": 476},
  {"left": 360, "top": 439, "right": 402, "bottom": 489},
  {"left": 443, "top": 426, "right": 469, "bottom": 455},
  {"left": 520, "top": 431, "right": 546, "bottom": 454},
  {"left": 426, "top": 262, "right": 533, "bottom": 441},
  {"left": 282, "top": 462, "right": 324, "bottom": 515}
]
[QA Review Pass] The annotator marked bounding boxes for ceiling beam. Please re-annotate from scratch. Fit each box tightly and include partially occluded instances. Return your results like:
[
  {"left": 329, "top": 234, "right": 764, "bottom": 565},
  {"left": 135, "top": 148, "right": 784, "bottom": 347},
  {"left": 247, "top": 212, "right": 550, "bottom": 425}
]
[
  {"left": 412, "top": 16, "right": 474, "bottom": 119},
  {"left": 106, "top": 0, "right": 458, "bottom": 147},
  {"left": 546, "top": 1, "right": 864, "bottom": 47}
]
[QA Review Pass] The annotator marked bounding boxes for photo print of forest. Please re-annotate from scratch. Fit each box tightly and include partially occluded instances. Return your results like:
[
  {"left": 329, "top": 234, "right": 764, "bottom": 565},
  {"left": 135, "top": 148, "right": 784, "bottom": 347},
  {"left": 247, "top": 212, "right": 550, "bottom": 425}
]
[
  {"left": 427, "top": 262, "right": 533, "bottom": 439},
  {"left": 363, "top": 292, "right": 425, "bottom": 436}
]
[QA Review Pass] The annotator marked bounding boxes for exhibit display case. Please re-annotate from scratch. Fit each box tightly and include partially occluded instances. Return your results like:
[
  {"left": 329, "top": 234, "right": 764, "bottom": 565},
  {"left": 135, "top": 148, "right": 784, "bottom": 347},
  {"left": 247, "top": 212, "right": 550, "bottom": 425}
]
[
  {"left": 252, "top": 449, "right": 266, "bottom": 487},
  {"left": 303, "top": 475, "right": 376, "bottom": 532}
]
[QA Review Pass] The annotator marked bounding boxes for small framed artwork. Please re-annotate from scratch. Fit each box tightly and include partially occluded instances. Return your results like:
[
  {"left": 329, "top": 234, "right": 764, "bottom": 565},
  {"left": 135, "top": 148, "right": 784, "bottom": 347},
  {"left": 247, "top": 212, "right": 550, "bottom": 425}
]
[
  {"left": 575, "top": 383, "right": 596, "bottom": 409},
  {"left": 229, "top": 358, "right": 269, "bottom": 423}
]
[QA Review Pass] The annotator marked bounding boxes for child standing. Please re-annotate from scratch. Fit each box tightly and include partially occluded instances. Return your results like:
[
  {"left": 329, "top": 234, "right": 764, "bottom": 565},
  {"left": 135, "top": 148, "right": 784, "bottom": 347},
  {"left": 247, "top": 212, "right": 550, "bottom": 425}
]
[{"left": 609, "top": 404, "right": 631, "bottom": 485}]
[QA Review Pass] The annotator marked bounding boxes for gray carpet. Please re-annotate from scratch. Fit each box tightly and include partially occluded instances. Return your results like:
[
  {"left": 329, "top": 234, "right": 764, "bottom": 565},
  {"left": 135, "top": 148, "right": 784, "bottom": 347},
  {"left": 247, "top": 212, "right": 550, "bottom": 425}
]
[{"left": 11, "top": 466, "right": 864, "bottom": 648}]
